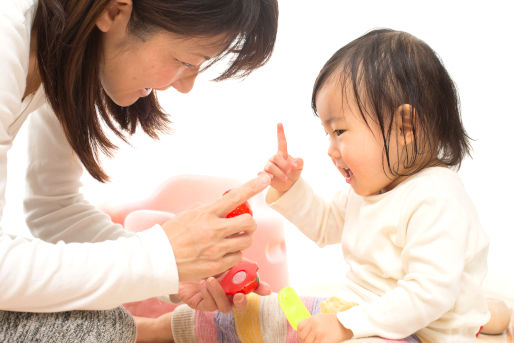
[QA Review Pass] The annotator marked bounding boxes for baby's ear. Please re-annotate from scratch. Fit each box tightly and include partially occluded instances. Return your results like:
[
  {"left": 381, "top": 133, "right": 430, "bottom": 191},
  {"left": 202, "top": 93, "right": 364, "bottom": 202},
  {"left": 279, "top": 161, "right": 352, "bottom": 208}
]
[{"left": 395, "top": 104, "right": 415, "bottom": 146}]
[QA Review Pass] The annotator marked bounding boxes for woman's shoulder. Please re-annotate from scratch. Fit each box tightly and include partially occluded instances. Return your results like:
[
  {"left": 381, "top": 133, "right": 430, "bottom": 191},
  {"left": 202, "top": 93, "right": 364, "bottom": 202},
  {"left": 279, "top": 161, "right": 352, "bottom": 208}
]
[{"left": 0, "top": 0, "right": 38, "bottom": 21}]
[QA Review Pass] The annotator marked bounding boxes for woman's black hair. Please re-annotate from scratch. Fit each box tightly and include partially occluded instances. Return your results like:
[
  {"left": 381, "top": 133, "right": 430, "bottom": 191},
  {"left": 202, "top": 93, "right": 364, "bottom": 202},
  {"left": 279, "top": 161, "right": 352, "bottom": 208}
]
[{"left": 311, "top": 29, "right": 471, "bottom": 175}]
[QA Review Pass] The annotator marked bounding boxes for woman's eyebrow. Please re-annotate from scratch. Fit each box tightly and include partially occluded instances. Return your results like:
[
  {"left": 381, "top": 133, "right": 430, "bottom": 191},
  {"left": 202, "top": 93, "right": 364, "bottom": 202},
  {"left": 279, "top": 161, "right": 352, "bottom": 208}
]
[{"left": 192, "top": 53, "right": 211, "bottom": 61}]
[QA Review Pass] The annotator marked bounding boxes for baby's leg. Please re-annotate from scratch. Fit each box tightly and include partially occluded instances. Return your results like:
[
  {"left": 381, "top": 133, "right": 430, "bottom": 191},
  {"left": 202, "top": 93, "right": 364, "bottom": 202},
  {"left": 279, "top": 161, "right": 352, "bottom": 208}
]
[
  {"left": 170, "top": 294, "right": 424, "bottom": 343},
  {"left": 0, "top": 306, "right": 136, "bottom": 342},
  {"left": 481, "top": 298, "right": 512, "bottom": 335},
  {"left": 171, "top": 293, "right": 324, "bottom": 343},
  {"left": 345, "top": 337, "right": 423, "bottom": 343},
  {"left": 320, "top": 298, "right": 423, "bottom": 343}
]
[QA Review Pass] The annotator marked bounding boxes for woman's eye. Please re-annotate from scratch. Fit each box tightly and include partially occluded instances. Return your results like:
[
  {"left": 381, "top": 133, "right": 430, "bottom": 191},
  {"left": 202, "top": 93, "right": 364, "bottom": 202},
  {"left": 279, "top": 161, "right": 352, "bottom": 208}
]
[
  {"left": 175, "top": 58, "right": 195, "bottom": 69},
  {"left": 334, "top": 129, "right": 346, "bottom": 136}
]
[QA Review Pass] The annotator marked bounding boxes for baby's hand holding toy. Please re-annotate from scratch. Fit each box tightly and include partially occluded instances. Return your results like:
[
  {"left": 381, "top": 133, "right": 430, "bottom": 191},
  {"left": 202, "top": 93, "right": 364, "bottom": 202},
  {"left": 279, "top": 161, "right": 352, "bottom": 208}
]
[
  {"left": 263, "top": 123, "right": 303, "bottom": 196},
  {"left": 278, "top": 286, "right": 311, "bottom": 330},
  {"left": 278, "top": 287, "right": 354, "bottom": 342}
]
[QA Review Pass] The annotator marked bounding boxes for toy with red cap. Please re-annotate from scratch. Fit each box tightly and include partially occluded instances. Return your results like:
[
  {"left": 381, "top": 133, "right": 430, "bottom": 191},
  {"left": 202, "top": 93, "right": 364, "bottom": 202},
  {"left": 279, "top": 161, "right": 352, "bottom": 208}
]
[{"left": 220, "top": 189, "right": 260, "bottom": 295}]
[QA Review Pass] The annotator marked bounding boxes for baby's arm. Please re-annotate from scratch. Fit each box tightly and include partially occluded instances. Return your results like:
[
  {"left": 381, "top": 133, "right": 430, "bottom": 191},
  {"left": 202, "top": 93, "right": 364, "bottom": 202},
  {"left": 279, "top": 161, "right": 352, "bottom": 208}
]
[
  {"left": 264, "top": 123, "right": 348, "bottom": 246},
  {"left": 263, "top": 123, "right": 304, "bottom": 200}
]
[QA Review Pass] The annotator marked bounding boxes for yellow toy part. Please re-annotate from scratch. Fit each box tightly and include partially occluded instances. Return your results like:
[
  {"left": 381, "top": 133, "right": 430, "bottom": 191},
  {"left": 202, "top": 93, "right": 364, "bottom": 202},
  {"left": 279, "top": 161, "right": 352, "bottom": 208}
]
[
  {"left": 278, "top": 287, "right": 311, "bottom": 330},
  {"left": 320, "top": 296, "right": 357, "bottom": 314}
]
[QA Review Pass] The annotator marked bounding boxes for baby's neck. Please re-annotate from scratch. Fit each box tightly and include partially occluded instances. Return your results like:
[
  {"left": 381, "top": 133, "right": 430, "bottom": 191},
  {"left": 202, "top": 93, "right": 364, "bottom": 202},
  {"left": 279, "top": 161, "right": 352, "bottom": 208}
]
[{"left": 380, "top": 159, "right": 446, "bottom": 194}]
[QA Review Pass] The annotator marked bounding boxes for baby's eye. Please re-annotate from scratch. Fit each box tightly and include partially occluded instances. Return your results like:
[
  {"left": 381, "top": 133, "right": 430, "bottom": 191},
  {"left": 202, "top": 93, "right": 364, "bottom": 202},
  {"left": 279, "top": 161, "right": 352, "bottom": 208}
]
[{"left": 334, "top": 129, "right": 346, "bottom": 136}]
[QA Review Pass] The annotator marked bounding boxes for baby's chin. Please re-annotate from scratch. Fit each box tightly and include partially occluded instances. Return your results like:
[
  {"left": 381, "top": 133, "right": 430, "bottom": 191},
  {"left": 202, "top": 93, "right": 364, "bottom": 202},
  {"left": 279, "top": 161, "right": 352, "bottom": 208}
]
[{"left": 350, "top": 185, "right": 383, "bottom": 197}]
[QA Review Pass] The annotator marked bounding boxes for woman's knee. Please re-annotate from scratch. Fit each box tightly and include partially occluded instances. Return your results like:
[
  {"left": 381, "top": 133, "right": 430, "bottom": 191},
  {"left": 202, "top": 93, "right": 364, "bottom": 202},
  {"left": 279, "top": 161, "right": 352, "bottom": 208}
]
[{"left": 0, "top": 306, "right": 136, "bottom": 343}]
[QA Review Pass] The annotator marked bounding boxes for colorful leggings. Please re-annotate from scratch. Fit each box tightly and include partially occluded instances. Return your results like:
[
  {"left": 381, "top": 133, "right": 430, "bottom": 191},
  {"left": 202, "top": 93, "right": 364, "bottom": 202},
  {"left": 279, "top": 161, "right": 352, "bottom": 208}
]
[{"left": 171, "top": 293, "right": 423, "bottom": 343}]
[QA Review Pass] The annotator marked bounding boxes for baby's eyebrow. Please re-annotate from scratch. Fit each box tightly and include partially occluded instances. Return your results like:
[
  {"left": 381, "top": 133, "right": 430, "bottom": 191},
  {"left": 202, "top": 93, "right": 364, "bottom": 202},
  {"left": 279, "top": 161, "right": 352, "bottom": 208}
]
[{"left": 322, "top": 116, "right": 344, "bottom": 126}]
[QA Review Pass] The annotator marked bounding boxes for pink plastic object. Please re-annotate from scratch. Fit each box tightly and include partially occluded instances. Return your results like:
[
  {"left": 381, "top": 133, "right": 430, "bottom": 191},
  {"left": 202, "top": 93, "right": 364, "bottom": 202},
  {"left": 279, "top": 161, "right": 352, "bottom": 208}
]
[
  {"left": 102, "top": 174, "right": 289, "bottom": 318},
  {"left": 220, "top": 260, "right": 260, "bottom": 296}
]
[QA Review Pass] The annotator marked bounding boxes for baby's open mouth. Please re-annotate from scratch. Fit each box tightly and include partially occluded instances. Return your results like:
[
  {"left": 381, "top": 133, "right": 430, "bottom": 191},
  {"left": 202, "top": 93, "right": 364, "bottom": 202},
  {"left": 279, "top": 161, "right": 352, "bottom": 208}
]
[{"left": 343, "top": 168, "right": 353, "bottom": 183}]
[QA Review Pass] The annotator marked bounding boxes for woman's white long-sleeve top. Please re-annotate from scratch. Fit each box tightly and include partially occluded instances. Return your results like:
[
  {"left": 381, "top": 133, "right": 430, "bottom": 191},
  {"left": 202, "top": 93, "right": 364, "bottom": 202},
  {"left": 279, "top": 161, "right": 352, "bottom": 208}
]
[{"left": 0, "top": 0, "right": 179, "bottom": 312}]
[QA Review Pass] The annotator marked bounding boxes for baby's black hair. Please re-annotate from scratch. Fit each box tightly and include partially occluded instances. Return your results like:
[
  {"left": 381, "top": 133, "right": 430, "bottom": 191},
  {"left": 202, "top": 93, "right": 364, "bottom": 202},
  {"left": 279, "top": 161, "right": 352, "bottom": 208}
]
[{"left": 311, "top": 29, "right": 471, "bottom": 174}]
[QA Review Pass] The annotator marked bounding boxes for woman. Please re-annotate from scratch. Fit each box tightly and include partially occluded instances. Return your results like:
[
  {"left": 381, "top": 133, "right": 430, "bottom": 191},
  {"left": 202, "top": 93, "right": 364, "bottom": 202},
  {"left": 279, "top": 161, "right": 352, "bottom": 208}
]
[{"left": 0, "top": 0, "right": 278, "bottom": 341}]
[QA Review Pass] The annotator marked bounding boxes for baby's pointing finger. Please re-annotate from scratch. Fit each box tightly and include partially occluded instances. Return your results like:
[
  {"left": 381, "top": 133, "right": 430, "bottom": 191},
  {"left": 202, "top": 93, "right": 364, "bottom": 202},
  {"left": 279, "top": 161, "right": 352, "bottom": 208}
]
[{"left": 277, "top": 123, "right": 288, "bottom": 159}]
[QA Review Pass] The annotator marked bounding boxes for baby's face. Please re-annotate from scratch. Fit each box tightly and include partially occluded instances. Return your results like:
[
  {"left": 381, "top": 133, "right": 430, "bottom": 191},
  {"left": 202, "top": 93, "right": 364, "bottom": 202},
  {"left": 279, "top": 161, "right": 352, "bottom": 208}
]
[{"left": 316, "top": 80, "right": 404, "bottom": 196}]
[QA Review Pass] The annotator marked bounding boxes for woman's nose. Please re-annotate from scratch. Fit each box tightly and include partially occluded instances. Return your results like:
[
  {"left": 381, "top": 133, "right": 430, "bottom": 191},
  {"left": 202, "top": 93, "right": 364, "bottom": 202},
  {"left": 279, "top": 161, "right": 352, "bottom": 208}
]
[{"left": 171, "top": 72, "right": 198, "bottom": 94}]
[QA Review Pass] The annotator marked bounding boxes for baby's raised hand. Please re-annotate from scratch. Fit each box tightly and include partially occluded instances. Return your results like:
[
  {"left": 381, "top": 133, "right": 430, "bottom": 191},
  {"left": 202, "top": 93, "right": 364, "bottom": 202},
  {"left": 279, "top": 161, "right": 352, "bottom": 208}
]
[{"left": 263, "top": 123, "right": 303, "bottom": 195}]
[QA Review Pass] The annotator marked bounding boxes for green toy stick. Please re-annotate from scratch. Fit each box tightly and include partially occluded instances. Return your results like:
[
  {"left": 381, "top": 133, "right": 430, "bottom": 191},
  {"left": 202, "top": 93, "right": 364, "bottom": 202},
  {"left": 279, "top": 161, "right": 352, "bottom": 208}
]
[{"left": 278, "top": 287, "right": 311, "bottom": 330}]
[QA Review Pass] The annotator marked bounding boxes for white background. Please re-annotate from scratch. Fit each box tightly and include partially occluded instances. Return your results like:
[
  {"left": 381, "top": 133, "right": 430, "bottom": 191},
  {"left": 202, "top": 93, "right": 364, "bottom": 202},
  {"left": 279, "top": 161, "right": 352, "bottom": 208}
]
[{"left": 3, "top": 1, "right": 513, "bottom": 300}]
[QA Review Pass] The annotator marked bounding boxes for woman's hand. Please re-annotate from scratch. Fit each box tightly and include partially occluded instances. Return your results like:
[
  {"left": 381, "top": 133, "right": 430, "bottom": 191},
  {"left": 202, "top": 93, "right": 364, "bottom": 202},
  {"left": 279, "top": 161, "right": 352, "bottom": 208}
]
[
  {"left": 176, "top": 273, "right": 272, "bottom": 313},
  {"left": 297, "top": 313, "right": 353, "bottom": 343},
  {"left": 263, "top": 123, "right": 303, "bottom": 196},
  {"left": 161, "top": 174, "right": 270, "bottom": 282}
]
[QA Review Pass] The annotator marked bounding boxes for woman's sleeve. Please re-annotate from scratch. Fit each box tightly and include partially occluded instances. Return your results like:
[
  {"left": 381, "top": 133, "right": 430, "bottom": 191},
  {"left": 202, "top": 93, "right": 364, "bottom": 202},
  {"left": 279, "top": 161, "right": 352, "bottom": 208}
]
[
  {"left": 0, "top": 105, "right": 181, "bottom": 312},
  {"left": 0, "top": 8, "right": 179, "bottom": 310},
  {"left": 266, "top": 178, "right": 348, "bottom": 246},
  {"left": 23, "top": 104, "right": 134, "bottom": 243},
  {"left": 0, "top": 224, "right": 179, "bottom": 312}
]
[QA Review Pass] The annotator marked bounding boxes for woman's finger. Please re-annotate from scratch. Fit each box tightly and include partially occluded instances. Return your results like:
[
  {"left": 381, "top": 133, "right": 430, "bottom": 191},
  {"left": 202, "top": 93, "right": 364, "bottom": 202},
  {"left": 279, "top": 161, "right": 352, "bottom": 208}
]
[
  {"left": 213, "top": 174, "right": 270, "bottom": 217},
  {"left": 208, "top": 214, "right": 255, "bottom": 246}
]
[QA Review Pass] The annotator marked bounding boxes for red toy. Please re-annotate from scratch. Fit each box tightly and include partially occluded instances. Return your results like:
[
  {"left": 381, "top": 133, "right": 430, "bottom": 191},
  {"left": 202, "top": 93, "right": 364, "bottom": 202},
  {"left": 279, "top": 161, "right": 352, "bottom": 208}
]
[
  {"left": 223, "top": 189, "right": 253, "bottom": 218},
  {"left": 220, "top": 189, "right": 259, "bottom": 295},
  {"left": 220, "top": 260, "right": 260, "bottom": 296}
]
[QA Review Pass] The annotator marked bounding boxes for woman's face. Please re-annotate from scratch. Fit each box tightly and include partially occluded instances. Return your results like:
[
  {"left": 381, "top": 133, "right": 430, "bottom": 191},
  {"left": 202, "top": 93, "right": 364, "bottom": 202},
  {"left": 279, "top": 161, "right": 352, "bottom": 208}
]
[{"left": 96, "top": 1, "right": 226, "bottom": 107}]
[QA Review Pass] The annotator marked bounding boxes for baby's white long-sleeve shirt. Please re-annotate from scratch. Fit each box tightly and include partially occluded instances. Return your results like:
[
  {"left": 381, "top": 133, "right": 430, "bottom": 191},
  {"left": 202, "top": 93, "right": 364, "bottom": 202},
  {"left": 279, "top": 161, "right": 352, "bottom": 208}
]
[
  {"left": 267, "top": 167, "right": 489, "bottom": 342},
  {"left": 0, "top": 0, "right": 179, "bottom": 312}
]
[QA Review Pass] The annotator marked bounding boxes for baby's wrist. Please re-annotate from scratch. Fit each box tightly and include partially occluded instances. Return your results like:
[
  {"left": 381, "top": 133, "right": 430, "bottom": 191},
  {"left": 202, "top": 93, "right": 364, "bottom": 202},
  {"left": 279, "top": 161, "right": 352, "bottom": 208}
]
[{"left": 265, "top": 186, "right": 285, "bottom": 203}]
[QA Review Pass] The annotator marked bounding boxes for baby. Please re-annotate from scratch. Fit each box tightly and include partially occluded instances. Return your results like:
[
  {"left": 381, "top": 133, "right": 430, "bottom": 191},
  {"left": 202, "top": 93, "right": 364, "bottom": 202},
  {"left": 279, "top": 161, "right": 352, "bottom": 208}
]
[{"left": 169, "top": 28, "right": 494, "bottom": 342}]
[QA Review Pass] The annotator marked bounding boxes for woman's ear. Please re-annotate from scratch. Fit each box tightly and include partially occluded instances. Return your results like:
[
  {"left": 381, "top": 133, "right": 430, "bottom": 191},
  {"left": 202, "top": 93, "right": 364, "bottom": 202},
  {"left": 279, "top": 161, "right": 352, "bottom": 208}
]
[
  {"left": 95, "top": 0, "right": 132, "bottom": 33},
  {"left": 395, "top": 104, "right": 415, "bottom": 147}
]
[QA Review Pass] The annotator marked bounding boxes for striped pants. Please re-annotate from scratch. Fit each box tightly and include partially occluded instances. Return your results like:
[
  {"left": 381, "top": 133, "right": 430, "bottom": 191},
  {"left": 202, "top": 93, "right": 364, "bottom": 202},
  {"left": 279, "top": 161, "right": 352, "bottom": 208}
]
[
  {"left": 0, "top": 306, "right": 136, "bottom": 343},
  {"left": 171, "top": 293, "right": 423, "bottom": 343}
]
